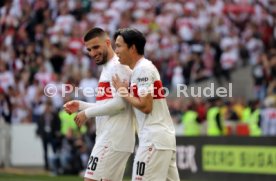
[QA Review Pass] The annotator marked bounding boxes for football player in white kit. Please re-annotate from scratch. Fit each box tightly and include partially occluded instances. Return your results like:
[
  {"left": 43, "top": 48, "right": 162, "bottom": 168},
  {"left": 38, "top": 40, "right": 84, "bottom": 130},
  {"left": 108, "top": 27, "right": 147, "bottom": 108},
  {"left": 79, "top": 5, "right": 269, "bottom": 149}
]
[
  {"left": 112, "top": 28, "right": 180, "bottom": 181},
  {"left": 63, "top": 27, "right": 136, "bottom": 181}
]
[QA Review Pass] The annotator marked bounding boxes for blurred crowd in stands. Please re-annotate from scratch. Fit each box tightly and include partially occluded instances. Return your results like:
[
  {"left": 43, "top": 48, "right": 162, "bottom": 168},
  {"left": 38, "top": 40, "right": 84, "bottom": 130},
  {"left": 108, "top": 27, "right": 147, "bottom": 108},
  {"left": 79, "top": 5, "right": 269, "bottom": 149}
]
[{"left": 1, "top": 0, "right": 276, "bottom": 175}]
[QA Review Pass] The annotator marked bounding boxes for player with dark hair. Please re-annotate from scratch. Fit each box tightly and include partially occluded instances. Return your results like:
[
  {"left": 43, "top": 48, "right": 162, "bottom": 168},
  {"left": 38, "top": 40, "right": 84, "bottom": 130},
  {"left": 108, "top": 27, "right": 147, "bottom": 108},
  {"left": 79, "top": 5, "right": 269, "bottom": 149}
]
[
  {"left": 64, "top": 27, "right": 135, "bottom": 181},
  {"left": 112, "top": 28, "right": 180, "bottom": 181}
]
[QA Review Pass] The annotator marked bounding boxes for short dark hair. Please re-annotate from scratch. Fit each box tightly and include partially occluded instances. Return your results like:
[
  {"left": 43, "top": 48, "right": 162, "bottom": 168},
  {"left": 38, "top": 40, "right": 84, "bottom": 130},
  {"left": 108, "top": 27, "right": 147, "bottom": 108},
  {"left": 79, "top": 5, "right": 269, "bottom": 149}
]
[
  {"left": 83, "top": 27, "right": 106, "bottom": 42},
  {"left": 113, "top": 28, "right": 146, "bottom": 55}
]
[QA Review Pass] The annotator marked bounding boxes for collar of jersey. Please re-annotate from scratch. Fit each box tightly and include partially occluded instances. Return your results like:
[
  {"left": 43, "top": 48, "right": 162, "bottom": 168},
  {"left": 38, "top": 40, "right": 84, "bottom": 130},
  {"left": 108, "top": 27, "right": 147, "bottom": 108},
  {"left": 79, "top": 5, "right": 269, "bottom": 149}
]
[
  {"left": 134, "top": 57, "right": 145, "bottom": 69},
  {"left": 104, "top": 54, "right": 119, "bottom": 68}
]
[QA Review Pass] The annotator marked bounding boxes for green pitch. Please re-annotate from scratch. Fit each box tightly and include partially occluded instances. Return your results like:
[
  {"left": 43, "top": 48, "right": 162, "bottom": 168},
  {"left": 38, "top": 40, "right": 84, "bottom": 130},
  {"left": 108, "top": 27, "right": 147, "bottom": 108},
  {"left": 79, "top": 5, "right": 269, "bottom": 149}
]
[
  {"left": 0, "top": 173, "right": 190, "bottom": 181},
  {"left": 0, "top": 173, "right": 81, "bottom": 181}
]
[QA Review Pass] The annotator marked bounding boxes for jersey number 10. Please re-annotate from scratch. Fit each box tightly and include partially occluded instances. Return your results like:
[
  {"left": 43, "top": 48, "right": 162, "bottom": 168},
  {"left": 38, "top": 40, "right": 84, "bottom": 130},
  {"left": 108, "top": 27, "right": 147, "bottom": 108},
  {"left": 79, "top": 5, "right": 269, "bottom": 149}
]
[{"left": 136, "top": 161, "right": 146, "bottom": 176}]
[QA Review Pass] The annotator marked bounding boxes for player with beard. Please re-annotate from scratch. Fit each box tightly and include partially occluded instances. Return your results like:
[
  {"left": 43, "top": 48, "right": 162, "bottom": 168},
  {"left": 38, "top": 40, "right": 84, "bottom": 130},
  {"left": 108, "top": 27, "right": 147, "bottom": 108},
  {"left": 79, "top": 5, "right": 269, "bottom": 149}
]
[{"left": 64, "top": 27, "right": 135, "bottom": 181}]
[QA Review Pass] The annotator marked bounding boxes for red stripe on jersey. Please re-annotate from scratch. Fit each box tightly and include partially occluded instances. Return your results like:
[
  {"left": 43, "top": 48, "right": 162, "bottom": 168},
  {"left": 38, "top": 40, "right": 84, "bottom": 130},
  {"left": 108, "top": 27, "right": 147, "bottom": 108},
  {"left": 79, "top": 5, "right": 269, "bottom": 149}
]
[
  {"left": 154, "top": 80, "right": 165, "bottom": 99},
  {"left": 96, "top": 82, "right": 113, "bottom": 101},
  {"left": 131, "top": 80, "right": 165, "bottom": 99},
  {"left": 131, "top": 84, "right": 139, "bottom": 98}
]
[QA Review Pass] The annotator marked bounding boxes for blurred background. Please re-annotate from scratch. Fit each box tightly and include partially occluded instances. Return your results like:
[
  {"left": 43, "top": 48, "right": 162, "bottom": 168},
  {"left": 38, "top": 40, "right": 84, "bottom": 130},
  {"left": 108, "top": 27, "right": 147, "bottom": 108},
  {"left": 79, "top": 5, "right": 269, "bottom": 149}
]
[{"left": 0, "top": 0, "right": 276, "bottom": 180}]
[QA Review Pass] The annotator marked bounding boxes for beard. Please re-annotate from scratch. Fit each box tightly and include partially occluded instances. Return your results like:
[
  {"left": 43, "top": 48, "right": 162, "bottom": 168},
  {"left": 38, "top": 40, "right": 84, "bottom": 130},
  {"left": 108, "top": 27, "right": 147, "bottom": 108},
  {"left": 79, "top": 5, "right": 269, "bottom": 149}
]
[{"left": 95, "top": 49, "right": 108, "bottom": 65}]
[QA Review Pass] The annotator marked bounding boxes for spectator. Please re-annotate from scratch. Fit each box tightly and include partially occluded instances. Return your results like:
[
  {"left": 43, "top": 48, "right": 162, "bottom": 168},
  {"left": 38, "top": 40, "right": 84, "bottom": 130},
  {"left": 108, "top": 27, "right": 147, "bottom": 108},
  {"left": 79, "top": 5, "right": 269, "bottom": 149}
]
[
  {"left": 36, "top": 100, "right": 61, "bottom": 171},
  {"left": 252, "top": 53, "right": 269, "bottom": 100},
  {"left": 261, "top": 96, "right": 276, "bottom": 136},
  {"left": 207, "top": 98, "right": 223, "bottom": 136},
  {"left": 0, "top": 86, "right": 12, "bottom": 167},
  {"left": 181, "top": 101, "right": 200, "bottom": 136}
]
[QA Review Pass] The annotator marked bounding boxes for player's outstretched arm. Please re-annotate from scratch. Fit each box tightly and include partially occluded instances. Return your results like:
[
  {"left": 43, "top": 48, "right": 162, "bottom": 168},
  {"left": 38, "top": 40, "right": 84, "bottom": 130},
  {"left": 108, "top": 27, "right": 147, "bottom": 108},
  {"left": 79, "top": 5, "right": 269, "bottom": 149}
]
[
  {"left": 74, "top": 96, "right": 127, "bottom": 127},
  {"left": 63, "top": 100, "right": 79, "bottom": 114},
  {"left": 78, "top": 101, "right": 96, "bottom": 110},
  {"left": 84, "top": 96, "right": 126, "bottom": 118},
  {"left": 63, "top": 100, "right": 95, "bottom": 114}
]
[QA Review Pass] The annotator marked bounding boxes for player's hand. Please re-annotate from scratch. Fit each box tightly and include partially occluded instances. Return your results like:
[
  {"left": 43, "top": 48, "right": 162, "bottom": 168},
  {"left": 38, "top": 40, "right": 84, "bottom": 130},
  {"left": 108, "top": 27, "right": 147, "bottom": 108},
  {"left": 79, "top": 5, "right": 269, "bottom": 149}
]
[
  {"left": 63, "top": 100, "right": 79, "bottom": 114},
  {"left": 112, "top": 74, "right": 129, "bottom": 97},
  {"left": 74, "top": 111, "right": 87, "bottom": 127}
]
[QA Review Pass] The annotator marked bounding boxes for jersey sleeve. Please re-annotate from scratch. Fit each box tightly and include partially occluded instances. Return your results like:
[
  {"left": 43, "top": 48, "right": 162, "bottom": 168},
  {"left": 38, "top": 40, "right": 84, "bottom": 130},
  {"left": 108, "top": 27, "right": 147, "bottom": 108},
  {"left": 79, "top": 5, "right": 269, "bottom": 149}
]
[
  {"left": 78, "top": 101, "right": 95, "bottom": 111},
  {"left": 84, "top": 95, "right": 127, "bottom": 118}
]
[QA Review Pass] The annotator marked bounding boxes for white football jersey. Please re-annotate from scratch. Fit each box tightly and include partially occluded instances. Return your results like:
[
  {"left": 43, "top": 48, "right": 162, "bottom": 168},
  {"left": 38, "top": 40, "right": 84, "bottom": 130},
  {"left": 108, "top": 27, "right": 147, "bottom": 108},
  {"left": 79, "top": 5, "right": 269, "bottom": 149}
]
[
  {"left": 94, "top": 55, "right": 136, "bottom": 152},
  {"left": 130, "top": 57, "right": 176, "bottom": 150}
]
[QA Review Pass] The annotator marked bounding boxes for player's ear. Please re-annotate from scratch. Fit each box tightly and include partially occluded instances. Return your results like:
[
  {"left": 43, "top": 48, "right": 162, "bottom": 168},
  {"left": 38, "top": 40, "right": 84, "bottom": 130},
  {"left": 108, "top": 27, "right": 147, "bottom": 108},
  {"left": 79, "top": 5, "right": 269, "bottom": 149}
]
[
  {"left": 130, "top": 44, "right": 136, "bottom": 53},
  {"left": 106, "top": 38, "right": 111, "bottom": 47}
]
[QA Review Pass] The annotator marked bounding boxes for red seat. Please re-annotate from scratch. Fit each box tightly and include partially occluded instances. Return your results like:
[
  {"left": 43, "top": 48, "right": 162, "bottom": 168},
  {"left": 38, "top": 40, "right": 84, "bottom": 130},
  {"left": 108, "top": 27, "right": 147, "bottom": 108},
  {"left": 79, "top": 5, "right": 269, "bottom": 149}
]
[{"left": 236, "top": 123, "right": 250, "bottom": 136}]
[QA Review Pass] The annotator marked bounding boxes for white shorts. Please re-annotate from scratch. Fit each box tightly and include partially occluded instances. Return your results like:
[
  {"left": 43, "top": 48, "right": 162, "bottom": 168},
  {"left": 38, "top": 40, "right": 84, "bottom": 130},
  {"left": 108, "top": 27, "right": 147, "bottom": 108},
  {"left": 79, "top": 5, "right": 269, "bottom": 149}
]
[
  {"left": 84, "top": 144, "right": 131, "bottom": 181},
  {"left": 132, "top": 145, "right": 180, "bottom": 181}
]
